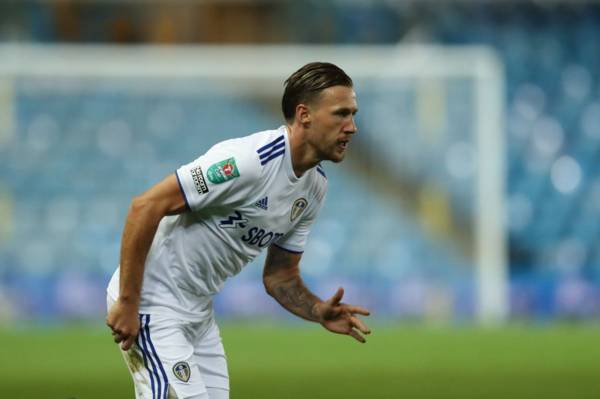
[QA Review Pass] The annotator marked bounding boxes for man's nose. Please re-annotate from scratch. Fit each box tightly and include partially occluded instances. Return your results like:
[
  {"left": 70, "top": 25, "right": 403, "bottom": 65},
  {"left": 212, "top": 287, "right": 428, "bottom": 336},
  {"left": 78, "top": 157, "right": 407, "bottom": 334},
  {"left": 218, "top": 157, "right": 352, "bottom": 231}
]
[{"left": 346, "top": 117, "right": 358, "bottom": 134}]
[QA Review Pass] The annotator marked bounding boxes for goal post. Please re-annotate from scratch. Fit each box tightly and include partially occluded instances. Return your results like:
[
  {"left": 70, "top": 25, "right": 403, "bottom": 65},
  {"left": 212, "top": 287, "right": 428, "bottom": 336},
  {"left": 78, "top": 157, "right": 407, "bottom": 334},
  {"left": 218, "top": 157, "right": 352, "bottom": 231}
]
[{"left": 0, "top": 44, "right": 506, "bottom": 323}]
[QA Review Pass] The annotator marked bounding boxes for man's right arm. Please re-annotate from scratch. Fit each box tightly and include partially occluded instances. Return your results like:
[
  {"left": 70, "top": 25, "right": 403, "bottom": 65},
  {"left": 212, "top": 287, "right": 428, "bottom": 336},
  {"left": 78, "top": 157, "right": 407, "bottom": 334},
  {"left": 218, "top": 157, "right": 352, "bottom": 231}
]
[{"left": 106, "top": 173, "right": 188, "bottom": 351}]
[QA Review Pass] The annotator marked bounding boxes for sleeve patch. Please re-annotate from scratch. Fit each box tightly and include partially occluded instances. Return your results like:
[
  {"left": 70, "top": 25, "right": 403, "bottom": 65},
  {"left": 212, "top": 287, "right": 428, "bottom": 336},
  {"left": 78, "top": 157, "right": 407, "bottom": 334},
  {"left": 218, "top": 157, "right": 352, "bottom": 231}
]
[
  {"left": 290, "top": 198, "right": 308, "bottom": 222},
  {"left": 191, "top": 166, "right": 209, "bottom": 194},
  {"left": 207, "top": 157, "right": 240, "bottom": 184}
]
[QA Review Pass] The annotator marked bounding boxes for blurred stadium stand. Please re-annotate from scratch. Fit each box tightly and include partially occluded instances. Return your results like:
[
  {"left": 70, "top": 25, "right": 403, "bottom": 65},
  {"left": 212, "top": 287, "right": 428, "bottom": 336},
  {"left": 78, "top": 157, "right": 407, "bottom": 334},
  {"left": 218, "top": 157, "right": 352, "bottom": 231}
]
[
  {"left": 0, "top": 1, "right": 599, "bottom": 321},
  {"left": 0, "top": 75, "right": 477, "bottom": 321}
]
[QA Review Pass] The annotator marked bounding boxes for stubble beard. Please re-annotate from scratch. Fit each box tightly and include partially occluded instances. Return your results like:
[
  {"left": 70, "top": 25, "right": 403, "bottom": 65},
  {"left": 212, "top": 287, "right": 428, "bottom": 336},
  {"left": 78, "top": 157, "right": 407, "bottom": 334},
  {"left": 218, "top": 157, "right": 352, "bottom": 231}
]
[{"left": 325, "top": 144, "right": 345, "bottom": 163}]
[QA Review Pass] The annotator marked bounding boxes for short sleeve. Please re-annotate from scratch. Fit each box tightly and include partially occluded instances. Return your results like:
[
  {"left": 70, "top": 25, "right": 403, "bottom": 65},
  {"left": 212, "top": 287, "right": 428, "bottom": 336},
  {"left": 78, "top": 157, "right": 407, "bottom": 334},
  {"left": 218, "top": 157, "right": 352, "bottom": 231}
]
[
  {"left": 176, "top": 140, "right": 260, "bottom": 212},
  {"left": 274, "top": 196, "right": 325, "bottom": 253}
]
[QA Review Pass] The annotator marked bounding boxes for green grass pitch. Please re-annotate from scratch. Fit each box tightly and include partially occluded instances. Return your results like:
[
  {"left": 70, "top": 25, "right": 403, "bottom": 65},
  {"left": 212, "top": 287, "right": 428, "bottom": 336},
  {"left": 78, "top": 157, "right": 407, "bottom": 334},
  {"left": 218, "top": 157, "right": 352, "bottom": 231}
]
[{"left": 1, "top": 322, "right": 599, "bottom": 398}]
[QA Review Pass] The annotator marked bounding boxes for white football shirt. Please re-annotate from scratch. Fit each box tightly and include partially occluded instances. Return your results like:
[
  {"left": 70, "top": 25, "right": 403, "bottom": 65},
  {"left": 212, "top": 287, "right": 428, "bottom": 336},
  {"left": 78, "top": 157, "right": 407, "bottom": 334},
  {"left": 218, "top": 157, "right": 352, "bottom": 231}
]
[{"left": 107, "top": 126, "right": 328, "bottom": 321}]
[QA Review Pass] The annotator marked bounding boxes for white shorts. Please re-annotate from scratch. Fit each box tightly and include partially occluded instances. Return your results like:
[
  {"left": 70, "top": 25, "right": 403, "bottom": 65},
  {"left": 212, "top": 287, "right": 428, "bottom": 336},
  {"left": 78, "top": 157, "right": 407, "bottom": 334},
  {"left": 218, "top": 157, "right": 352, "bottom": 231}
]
[{"left": 108, "top": 296, "right": 229, "bottom": 399}]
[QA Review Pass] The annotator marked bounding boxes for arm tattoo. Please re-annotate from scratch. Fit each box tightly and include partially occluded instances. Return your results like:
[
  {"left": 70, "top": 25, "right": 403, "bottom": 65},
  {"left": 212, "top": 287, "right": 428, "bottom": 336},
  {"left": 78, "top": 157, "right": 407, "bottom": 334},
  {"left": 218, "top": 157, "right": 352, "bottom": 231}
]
[
  {"left": 264, "top": 247, "right": 322, "bottom": 322},
  {"left": 270, "top": 277, "right": 321, "bottom": 322}
]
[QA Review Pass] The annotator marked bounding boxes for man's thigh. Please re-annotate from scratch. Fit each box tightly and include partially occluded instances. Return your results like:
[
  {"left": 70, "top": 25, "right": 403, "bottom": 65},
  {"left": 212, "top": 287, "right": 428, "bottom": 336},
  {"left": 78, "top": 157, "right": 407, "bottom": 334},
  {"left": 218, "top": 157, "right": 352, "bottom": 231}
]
[
  {"left": 120, "top": 313, "right": 212, "bottom": 399},
  {"left": 108, "top": 304, "right": 216, "bottom": 397},
  {"left": 190, "top": 321, "right": 230, "bottom": 395},
  {"left": 133, "top": 316, "right": 230, "bottom": 399}
]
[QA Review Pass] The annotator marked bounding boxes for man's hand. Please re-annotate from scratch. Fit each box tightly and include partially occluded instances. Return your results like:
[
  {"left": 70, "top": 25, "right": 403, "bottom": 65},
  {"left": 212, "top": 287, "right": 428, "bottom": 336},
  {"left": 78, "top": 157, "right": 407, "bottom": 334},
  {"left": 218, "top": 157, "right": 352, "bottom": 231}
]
[
  {"left": 263, "top": 246, "right": 370, "bottom": 342},
  {"left": 314, "top": 287, "right": 371, "bottom": 343},
  {"left": 106, "top": 299, "right": 140, "bottom": 351}
]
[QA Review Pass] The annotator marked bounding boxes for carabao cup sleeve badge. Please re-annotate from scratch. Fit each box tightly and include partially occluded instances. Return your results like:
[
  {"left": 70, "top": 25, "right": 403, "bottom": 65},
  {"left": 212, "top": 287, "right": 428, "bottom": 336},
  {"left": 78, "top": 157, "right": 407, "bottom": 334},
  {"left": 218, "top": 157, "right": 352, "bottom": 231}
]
[
  {"left": 207, "top": 157, "right": 240, "bottom": 184},
  {"left": 173, "top": 361, "right": 191, "bottom": 382}
]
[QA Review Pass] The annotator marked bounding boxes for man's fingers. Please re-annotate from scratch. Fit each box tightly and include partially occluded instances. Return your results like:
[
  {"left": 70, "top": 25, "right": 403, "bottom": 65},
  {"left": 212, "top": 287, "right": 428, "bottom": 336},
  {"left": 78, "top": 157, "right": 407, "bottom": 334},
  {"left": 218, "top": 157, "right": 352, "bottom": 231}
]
[
  {"left": 350, "top": 316, "right": 371, "bottom": 334},
  {"left": 327, "top": 287, "right": 344, "bottom": 306},
  {"left": 120, "top": 336, "right": 136, "bottom": 351},
  {"left": 345, "top": 305, "right": 370, "bottom": 316},
  {"left": 112, "top": 329, "right": 126, "bottom": 343},
  {"left": 348, "top": 329, "right": 366, "bottom": 343},
  {"left": 111, "top": 327, "right": 138, "bottom": 348}
]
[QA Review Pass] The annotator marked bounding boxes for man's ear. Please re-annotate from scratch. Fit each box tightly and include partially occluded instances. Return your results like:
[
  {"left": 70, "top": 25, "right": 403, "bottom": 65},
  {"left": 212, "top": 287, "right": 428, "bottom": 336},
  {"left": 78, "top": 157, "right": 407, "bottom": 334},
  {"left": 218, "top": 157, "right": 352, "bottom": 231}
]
[{"left": 296, "top": 104, "right": 311, "bottom": 125}]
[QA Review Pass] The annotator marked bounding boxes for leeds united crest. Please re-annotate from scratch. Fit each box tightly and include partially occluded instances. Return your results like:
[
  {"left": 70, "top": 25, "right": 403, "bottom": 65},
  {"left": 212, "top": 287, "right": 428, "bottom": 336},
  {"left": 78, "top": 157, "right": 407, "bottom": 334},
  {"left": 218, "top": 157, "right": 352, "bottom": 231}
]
[
  {"left": 290, "top": 198, "right": 308, "bottom": 222},
  {"left": 173, "top": 361, "right": 191, "bottom": 382}
]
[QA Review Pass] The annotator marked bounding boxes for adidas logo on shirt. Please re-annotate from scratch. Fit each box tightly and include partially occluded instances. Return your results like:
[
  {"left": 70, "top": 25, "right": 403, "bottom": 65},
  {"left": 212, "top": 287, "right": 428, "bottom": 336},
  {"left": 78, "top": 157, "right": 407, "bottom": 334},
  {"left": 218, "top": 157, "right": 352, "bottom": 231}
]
[{"left": 254, "top": 197, "right": 268, "bottom": 210}]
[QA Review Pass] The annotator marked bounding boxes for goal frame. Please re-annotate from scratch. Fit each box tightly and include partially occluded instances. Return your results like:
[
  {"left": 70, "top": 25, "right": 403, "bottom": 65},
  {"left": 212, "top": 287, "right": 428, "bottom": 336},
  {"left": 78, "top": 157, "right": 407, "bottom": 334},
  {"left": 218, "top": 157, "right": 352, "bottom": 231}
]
[{"left": 0, "top": 44, "right": 507, "bottom": 323}]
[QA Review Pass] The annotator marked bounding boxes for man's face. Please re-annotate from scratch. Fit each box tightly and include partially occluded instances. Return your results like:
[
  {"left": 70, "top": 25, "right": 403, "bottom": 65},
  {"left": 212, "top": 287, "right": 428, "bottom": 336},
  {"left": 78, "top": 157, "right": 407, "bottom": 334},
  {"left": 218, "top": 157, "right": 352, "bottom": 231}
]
[{"left": 305, "top": 85, "right": 358, "bottom": 163}]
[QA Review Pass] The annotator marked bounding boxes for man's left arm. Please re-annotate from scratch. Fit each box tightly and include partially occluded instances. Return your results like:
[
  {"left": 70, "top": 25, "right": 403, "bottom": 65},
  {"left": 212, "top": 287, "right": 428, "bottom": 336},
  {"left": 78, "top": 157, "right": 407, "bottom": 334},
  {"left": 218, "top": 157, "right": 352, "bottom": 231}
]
[{"left": 263, "top": 244, "right": 371, "bottom": 343}]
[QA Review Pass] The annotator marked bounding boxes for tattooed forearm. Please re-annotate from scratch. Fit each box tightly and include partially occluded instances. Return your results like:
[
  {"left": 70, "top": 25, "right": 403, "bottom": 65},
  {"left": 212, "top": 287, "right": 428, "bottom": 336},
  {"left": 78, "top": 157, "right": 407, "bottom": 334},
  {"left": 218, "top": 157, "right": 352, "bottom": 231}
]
[
  {"left": 269, "top": 277, "right": 322, "bottom": 322},
  {"left": 263, "top": 245, "right": 323, "bottom": 322}
]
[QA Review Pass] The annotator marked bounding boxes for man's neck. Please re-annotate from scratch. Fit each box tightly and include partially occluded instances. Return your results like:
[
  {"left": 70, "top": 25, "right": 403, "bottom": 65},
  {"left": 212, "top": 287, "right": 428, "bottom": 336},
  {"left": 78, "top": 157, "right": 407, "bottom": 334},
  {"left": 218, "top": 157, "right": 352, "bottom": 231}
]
[{"left": 286, "top": 124, "right": 320, "bottom": 178}]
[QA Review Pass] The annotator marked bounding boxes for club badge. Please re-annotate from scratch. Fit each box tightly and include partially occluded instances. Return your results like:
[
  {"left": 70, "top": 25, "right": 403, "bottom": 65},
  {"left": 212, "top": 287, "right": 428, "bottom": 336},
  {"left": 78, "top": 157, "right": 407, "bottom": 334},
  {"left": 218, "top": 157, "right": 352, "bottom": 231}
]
[
  {"left": 290, "top": 198, "right": 308, "bottom": 222},
  {"left": 207, "top": 157, "right": 240, "bottom": 184},
  {"left": 173, "top": 361, "right": 191, "bottom": 382}
]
